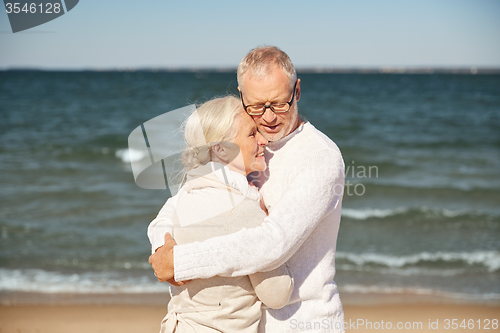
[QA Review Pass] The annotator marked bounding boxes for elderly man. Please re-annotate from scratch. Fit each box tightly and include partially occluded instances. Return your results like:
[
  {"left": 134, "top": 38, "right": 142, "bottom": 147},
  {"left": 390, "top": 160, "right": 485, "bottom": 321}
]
[{"left": 149, "top": 46, "right": 345, "bottom": 332}]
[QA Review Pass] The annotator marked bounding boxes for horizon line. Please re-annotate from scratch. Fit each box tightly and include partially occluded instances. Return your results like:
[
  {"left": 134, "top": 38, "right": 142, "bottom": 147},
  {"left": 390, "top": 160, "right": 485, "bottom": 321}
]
[{"left": 2, "top": 66, "right": 500, "bottom": 74}]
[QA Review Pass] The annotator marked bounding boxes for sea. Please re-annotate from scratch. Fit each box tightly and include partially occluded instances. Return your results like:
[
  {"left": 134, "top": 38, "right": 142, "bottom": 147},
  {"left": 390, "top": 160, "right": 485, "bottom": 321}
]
[{"left": 0, "top": 70, "right": 499, "bottom": 304}]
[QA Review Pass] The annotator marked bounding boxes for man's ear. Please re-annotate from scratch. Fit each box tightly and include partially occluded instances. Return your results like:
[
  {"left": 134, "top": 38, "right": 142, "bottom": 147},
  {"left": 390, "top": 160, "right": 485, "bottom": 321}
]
[{"left": 295, "top": 78, "right": 301, "bottom": 103}]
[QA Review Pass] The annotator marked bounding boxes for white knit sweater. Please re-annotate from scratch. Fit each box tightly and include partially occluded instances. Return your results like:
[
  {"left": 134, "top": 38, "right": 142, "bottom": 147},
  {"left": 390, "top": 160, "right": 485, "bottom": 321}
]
[{"left": 149, "top": 122, "right": 345, "bottom": 333}]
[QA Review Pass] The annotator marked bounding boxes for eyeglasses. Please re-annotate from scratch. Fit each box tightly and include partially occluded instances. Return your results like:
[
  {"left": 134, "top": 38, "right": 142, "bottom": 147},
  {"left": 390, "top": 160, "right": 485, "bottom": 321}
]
[{"left": 240, "top": 80, "right": 298, "bottom": 116}]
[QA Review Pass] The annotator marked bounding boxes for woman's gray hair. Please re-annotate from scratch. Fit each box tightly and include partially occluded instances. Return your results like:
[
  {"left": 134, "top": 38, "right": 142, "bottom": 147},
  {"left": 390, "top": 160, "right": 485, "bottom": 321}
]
[
  {"left": 237, "top": 46, "right": 297, "bottom": 92},
  {"left": 181, "top": 96, "right": 242, "bottom": 171}
]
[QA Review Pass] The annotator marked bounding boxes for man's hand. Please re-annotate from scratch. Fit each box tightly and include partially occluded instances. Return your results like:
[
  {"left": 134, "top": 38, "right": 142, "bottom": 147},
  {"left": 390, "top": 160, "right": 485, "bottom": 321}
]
[{"left": 148, "top": 232, "right": 186, "bottom": 286}]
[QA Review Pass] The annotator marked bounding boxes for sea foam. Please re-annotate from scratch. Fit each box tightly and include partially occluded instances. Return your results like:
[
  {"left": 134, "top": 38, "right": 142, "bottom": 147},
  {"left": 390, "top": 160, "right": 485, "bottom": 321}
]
[
  {"left": 115, "top": 148, "right": 148, "bottom": 163},
  {"left": 336, "top": 251, "right": 500, "bottom": 272},
  {"left": 0, "top": 268, "right": 169, "bottom": 294}
]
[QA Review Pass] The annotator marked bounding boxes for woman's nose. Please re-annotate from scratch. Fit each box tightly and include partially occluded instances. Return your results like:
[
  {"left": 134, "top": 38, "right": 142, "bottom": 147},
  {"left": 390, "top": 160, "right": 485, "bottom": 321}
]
[{"left": 257, "top": 131, "right": 268, "bottom": 146}]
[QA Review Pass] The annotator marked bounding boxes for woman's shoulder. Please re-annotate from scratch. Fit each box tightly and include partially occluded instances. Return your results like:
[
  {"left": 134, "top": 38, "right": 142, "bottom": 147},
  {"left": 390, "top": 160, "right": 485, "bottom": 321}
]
[
  {"left": 173, "top": 193, "right": 265, "bottom": 244},
  {"left": 226, "top": 197, "right": 267, "bottom": 232}
]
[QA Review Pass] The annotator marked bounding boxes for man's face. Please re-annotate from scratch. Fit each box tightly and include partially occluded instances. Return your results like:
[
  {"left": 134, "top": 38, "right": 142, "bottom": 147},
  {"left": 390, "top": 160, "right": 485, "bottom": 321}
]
[{"left": 239, "top": 67, "right": 301, "bottom": 142}]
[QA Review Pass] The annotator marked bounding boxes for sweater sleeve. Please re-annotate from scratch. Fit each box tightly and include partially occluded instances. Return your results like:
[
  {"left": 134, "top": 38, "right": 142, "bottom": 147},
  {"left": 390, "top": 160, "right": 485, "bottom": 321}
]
[
  {"left": 147, "top": 194, "right": 178, "bottom": 254},
  {"left": 174, "top": 148, "right": 344, "bottom": 281}
]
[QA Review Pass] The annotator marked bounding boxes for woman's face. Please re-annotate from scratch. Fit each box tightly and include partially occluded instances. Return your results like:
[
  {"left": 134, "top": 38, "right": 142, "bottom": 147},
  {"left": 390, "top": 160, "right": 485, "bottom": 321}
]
[{"left": 229, "top": 111, "right": 268, "bottom": 175}]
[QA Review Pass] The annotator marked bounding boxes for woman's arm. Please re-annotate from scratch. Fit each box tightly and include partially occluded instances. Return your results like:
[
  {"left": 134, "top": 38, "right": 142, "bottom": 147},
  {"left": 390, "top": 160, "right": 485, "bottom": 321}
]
[{"left": 147, "top": 194, "right": 178, "bottom": 254}]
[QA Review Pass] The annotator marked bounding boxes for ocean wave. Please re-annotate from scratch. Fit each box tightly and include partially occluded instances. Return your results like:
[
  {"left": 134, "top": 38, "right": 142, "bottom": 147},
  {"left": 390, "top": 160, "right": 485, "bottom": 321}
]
[
  {"left": 336, "top": 251, "right": 500, "bottom": 272},
  {"left": 337, "top": 264, "right": 467, "bottom": 277},
  {"left": 341, "top": 208, "right": 408, "bottom": 220},
  {"left": 349, "top": 181, "right": 500, "bottom": 199},
  {"left": 0, "top": 268, "right": 169, "bottom": 294},
  {"left": 115, "top": 148, "right": 148, "bottom": 163},
  {"left": 341, "top": 206, "right": 494, "bottom": 220},
  {"left": 340, "top": 284, "right": 500, "bottom": 302}
]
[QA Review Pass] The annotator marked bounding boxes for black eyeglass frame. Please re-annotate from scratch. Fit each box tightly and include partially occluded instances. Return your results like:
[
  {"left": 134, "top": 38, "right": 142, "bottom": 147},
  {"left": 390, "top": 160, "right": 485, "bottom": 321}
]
[{"left": 239, "top": 80, "right": 298, "bottom": 116}]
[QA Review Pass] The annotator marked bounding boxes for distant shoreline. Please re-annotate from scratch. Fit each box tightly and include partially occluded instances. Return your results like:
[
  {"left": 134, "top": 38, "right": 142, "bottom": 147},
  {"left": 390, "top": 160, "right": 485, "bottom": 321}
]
[{"left": 2, "top": 67, "right": 500, "bottom": 74}]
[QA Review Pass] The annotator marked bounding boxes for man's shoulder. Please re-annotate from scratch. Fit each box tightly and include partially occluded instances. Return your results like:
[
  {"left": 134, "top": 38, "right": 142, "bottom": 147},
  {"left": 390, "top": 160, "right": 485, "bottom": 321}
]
[
  {"left": 297, "top": 122, "right": 342, "bottom": 155},
  {"left": 276, "top": 122, "right": 343, "bottom": 172}
]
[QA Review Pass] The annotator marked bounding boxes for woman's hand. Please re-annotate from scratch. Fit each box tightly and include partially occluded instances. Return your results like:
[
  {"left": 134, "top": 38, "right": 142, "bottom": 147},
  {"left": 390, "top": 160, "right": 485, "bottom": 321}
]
[{"left": 148, "top": 233, "right": 187, "bottom": 286}]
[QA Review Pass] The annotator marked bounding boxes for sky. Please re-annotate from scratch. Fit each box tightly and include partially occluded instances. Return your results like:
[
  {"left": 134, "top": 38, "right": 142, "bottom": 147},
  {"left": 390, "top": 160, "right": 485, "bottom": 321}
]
[{"left": 0, "top": 0, "right": 499, "bottom": 70}]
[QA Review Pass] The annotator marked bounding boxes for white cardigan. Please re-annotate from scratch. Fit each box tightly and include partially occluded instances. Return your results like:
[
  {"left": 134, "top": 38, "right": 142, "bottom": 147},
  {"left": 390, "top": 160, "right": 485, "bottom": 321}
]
[
  {"left": 149, "top": 162, "right": 293, "bottom": 333},
  {"left": 149, "top": 122, "right": 346, "bottom": 333}
]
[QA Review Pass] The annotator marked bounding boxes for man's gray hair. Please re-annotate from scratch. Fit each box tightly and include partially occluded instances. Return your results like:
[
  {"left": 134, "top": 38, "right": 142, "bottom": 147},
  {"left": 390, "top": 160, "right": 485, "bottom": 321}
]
[{"left": 237, "top": 46, "right": 297, "bottom": 92}]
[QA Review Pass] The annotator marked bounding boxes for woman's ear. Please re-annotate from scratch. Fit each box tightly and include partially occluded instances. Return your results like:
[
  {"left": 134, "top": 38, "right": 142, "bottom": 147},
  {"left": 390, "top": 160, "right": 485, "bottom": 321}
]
[{"left": 211, "top": 143, "right": 228, "bottom": 161}]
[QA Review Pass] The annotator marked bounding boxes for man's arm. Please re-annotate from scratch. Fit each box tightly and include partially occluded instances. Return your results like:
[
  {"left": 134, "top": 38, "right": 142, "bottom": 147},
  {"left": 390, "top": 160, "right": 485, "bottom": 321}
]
[
  {"left": 149, "top": 232, "right": 177, "bottom": 285},
  {"left": 171, "top": 148, "right": 344, "bottom": 282}
]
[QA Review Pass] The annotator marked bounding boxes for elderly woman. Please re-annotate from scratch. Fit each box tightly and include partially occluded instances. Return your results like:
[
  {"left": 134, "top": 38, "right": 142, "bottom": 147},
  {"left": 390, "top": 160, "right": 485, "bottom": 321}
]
[{"left": 148, "top": 96, "right": 293, "bottom": 333}]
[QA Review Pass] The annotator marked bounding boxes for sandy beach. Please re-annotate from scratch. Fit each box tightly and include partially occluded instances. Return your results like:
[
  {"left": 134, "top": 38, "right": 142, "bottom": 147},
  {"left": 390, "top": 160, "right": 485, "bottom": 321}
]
[
  {"left": 1, "top": 293, "right": 499, "bottom": 333},
  {"left": 1, "top": 303, "right": 499, "bottom": 333}
]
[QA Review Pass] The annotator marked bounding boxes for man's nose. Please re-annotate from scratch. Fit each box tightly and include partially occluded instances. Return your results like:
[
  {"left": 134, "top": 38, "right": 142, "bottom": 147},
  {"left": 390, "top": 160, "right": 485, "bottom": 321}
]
[{"left": 261, "top": 107, "right": 277, "bottom": 123}]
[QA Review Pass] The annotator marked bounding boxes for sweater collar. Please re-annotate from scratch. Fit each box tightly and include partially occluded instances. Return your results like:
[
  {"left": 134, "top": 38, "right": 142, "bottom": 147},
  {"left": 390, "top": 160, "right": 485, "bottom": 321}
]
[{"left": 266, "top": 121, "right": 308, "bottom": 152}]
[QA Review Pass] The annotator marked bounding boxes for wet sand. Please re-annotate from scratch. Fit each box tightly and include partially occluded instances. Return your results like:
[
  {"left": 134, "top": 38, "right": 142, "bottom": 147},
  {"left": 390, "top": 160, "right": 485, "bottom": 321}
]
[{"left": 1, "top": 292, "right": 499, "bottom": 333}]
